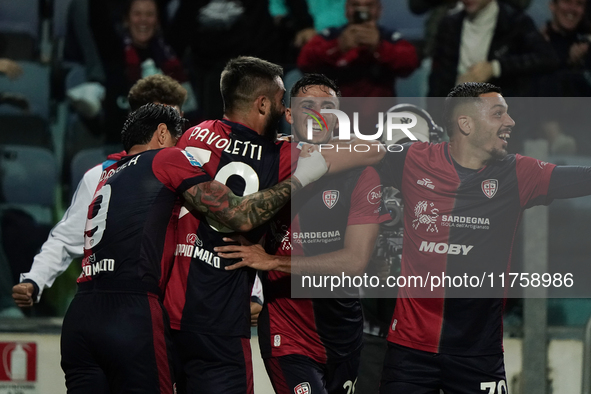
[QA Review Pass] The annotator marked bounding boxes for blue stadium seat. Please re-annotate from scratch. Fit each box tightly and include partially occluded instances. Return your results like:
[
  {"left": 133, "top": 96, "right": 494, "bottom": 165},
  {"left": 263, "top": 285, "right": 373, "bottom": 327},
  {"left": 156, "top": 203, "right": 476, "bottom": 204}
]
[
  {"left": 0, "top": 115, "right": 52, "bottom": 150},
  {"left": 0, "top": 0, "right": 40, "bottom": 40},
  {"left": 0, "top": 145, "right": 57, "bottom": 208},
  {"left": 0, "top": 61, "right": 51, "bottom": 119}
]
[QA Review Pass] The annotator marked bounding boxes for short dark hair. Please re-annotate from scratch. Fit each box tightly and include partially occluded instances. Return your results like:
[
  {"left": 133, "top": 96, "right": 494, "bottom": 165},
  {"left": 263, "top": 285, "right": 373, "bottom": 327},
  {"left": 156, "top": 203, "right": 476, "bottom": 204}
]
[
  {"left": 121, "top": 103, "right": 185, "bottom": 151},
  {"left": 220, "top": 56, "right": 283, "bottom": 114},
  {"left": 289, "top": 73, "right": 341, "bottom": 104},
  {"left": 127, "top": 75, "right": 187, "bottom": 111},
  {"left": 444, "top": 82, "right": 502, "bottom": 137}
]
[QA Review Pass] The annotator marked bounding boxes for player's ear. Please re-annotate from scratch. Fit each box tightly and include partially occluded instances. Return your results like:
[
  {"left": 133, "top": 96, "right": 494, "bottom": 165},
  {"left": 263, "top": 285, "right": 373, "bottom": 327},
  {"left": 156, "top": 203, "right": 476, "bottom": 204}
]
[
  {"left": 256, "top": 95, "right": 268, "bottom": 115},
  {"left": 457, "top": 115, "right": 472, "bottom": 136},
  {"left": 285, "top": 107, "right": 293, "bottom": 125},
  {"left": 156, "top": 123, "right": 169, "bottom": 146}
]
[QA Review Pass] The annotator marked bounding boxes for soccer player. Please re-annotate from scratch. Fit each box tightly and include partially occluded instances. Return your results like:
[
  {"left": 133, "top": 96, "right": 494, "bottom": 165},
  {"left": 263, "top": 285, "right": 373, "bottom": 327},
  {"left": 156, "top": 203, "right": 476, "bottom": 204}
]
[
  {"left": 378, "top": 82, "right": 591, "bottom": 393},
  {"left": 164, "top": 57, "right": 384, "bottom": 393},
  {"left": 60, "top": 103, "right": 325, "bottom": 393},
  {"left": 12, "top": 74, "right": 188, "bottom": 308},
  {"left": 215, "top": 73, "right": 390, "bottom": 394}
]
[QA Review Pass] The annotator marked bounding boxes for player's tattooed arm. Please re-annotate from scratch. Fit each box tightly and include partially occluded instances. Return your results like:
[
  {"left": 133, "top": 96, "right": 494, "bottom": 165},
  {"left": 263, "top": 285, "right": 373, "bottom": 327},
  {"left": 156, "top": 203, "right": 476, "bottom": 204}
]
[{"left": 183, "top": 178, "right": 301, "bottom": 232}]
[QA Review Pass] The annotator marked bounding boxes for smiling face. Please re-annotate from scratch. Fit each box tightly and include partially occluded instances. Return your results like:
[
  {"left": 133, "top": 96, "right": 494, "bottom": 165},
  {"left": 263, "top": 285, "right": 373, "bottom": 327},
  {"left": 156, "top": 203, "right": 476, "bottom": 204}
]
[
  {"left": 551, "top": 0, "right": 585, "bottom": 32},
  {"left": 287, "top": 85, "right": 339, "bottom": 144},
  {"left": 127, "top": 0, "right": 159, "bottom": 48},
  {"left": 469, "top": 92, "right": 515, "bottom": 161}
]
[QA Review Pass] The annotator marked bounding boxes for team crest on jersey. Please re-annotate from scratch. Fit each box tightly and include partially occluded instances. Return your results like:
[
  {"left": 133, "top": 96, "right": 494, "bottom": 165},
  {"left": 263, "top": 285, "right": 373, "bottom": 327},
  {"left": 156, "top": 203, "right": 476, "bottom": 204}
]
[
  {"left": 412, "top": 201, "right": 439, "bottom": 233},
  {"left": 181, "top": 150, "right": 202, "bottom": 167},
  {"left": 481, "top": 179, "right": 498, "bottom": 199},
  {"left": 323, "top": 190, "right": 339, "bottom": 209},
  {"left": 294, "top": 382, "right": 311, "bottom": 394}
]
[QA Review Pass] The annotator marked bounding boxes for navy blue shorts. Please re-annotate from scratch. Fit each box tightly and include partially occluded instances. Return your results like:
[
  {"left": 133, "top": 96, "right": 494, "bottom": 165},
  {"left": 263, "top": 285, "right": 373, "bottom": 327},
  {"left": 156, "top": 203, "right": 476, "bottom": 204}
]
[
  {"left": 379, "top": 343, "right": 508, "bottom": 394},
  {"left": 264, "top": 353, "right": 360, "bottom": 394},
  {"left": 171, "top": 330, "right": 253, "bottom": 394},
  {"left": 60, "top": 290, "right": 176, "bottom": 394}
]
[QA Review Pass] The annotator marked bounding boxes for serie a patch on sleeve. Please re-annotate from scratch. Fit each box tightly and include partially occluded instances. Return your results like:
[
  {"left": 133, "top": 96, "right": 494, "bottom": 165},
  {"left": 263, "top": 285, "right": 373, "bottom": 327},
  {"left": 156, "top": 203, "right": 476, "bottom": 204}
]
[{"left": 182, "top": 150, "right": 203, "bottom": 167}]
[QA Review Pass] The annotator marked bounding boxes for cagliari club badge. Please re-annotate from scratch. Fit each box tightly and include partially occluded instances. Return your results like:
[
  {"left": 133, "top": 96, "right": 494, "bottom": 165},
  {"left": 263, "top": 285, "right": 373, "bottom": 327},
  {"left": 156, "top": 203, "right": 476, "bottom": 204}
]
[
  {"left": 481, "top": 179, "right": 498, "bottom": 199},
  {"left": 322, "top": 190, "right": 339, "bottom": 209}
]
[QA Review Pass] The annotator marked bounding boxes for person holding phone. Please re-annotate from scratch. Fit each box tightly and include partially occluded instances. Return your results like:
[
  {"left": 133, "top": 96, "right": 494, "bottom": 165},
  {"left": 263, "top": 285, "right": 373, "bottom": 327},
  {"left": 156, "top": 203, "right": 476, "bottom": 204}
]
[{"left": 297, "top": 0, "right": 419, "bottom": 97}]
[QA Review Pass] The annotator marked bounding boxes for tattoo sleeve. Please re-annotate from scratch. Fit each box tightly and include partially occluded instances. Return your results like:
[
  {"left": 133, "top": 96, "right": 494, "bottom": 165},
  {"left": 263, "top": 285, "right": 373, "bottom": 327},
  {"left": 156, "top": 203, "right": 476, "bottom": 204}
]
[{"left": 182, "top": 177, "right": 302, "bottom": 232}]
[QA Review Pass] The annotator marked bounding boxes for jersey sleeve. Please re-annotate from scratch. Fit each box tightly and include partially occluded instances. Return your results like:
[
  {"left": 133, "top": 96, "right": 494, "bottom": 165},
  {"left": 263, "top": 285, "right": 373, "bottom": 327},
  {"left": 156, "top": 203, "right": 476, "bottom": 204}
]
[
  {"left": 278, "top": 141, "right": 298, "bottom": 182},
  {"left": 20, "top": 165, "right": 103, "bottom": 301},
  {"left": 152, "top": 148, "right": 211, "bottom": 193},
  {"left": 348, "top": 166, "right": 391, "bottom": 226},
  {"left": 515, "top": 154, "right": 557, "bottom": 209}
]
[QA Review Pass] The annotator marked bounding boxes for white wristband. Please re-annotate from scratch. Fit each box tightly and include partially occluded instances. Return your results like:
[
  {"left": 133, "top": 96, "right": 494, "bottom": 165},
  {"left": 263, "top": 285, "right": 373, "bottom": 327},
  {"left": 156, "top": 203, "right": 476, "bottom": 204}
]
[{"left": 294, "top": 151, "right": 328, "bottom": 188}]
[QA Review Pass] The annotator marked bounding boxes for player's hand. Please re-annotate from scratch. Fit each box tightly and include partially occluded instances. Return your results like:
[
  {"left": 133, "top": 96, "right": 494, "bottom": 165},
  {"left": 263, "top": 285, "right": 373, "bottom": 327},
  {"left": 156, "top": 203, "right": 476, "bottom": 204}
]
[
  {"left": 250, "top": 302, "right": 262, "bottom": 326},
  {"left": 293, "top": 146, "right": 328, "bottom": 187},
  {"left": 12, "top": 283, "right": 34, "bottom": 308},
  {"left": 215, "top": 237, "right": 280, "bottom": 271}
]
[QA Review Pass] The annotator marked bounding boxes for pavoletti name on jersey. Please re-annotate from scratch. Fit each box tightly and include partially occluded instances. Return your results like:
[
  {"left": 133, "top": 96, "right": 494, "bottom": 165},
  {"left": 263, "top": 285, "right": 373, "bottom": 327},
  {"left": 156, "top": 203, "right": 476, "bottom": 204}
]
[
  {"left": 99, "top": 155, "right": 139, "bottom": 182},
  {"left": 419, "top": 241, "right": 474, "bottom": 255},
  {"left": 188, "top": 127, "right": 263, "bottom": 160},
  {"left": 175, "top": 243, "right": 221, "bottom": 269},
  {"left": 82, "top": 259, "right": 115, "bottom": 276}
]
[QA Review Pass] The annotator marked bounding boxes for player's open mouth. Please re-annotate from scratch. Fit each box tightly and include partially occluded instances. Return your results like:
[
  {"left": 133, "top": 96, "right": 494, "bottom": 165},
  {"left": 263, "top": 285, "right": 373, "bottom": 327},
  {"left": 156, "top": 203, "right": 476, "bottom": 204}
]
[{"left": 498, "top": 132, "right": 510, "bottom": 142}]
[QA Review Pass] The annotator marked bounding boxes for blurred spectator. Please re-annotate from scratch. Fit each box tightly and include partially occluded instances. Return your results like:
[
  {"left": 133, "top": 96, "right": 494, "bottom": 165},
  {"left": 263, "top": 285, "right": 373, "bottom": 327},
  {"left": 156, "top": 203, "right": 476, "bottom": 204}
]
[
  {"left": 297, "top": 0, "right": 419, "bottom": 97},
  {"left": 428, "top": 0, "right": 558, "bottom": 98},
  {"left": 409, "top": 0, "right": 532, "bottom": 57},
  {"left": 66, "top": 0, "right": 189, "bottom": 143},
  {"left": 540, "top": 0, "right": 591, "bottom": 96},
  {"left": 166, "top": 0, "right": 311, "bottom": 119}
]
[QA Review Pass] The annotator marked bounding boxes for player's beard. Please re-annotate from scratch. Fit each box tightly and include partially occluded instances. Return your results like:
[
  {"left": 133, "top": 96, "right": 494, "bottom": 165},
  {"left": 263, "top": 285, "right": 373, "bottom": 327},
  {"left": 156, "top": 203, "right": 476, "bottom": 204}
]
[
  {"left": 263, "top": 101, "right": 283, "bottom": 142},
  {"left": 487, "top": 147, "right": 508, "bottom": 163}
]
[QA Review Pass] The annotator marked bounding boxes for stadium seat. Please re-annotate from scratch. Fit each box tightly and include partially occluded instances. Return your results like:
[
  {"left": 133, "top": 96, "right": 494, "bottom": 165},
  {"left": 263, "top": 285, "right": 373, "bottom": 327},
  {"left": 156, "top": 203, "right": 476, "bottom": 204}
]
[
  {"left": 0, "top": 145, "right": 58, "bottom": 208},
  {"left": 0, "top": 0, "right": 40, "bottom": 40},
  {"left": 0, "top": 61, "right": 51, "bottom": 119},
  {"left": 0, "top": 115, "right": 52, "bottom": 150}
]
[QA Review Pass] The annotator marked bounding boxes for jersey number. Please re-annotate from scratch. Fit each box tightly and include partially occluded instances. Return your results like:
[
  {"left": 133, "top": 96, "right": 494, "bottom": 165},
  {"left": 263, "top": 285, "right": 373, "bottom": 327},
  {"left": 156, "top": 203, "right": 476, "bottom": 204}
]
[
  {"left": 185, "top": 147, "right": 260, "bottom": 233},
  {"left": 84, "top": 185, "right": 112, "bottom": 249},
  {"left": 481, "top": 380, "right": 507, "bottom": 394}
]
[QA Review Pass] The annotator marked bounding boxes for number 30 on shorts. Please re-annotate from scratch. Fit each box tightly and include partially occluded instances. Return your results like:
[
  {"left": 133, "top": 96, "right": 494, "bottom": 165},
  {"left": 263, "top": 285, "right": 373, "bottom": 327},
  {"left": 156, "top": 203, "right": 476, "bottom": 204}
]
[{"left": 481, "top": 380, "right": 507, "bottom": 394}]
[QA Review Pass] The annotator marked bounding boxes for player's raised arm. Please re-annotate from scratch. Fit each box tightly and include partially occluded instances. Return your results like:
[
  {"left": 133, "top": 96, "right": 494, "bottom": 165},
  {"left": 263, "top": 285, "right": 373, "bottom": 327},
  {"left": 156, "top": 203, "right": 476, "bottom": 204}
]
[{"left": 183, "top": 149, "right": 327, "bottom": 232}]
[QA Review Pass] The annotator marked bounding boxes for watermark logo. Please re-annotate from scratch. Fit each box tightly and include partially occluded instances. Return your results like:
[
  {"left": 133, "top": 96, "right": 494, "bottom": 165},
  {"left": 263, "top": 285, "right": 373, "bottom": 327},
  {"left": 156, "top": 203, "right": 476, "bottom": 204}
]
[
  {"left": 481, "top": 179, "right": 498, "bottom": 199},
  {"left": 303, "top": 107, "right": 328, "bottom": 140},
  {"left": 310, "top": 109, "right": 419, "bottom": 141}
]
